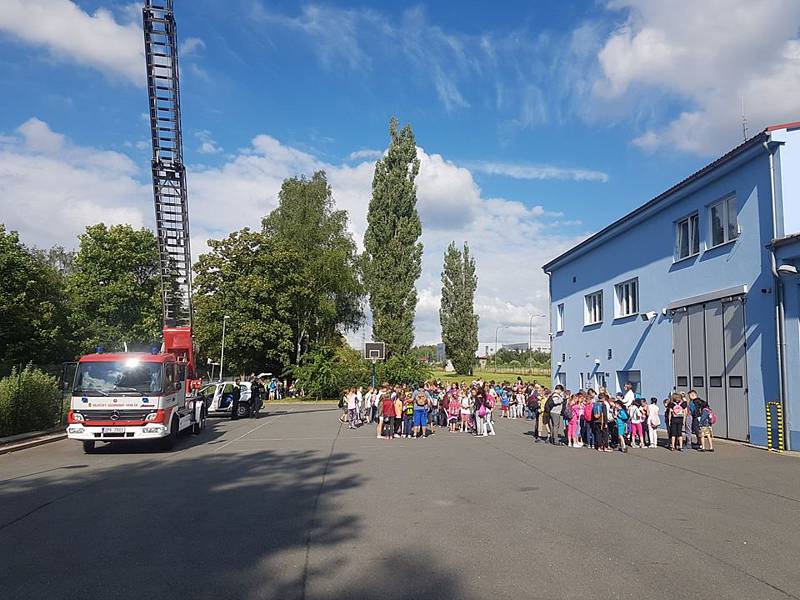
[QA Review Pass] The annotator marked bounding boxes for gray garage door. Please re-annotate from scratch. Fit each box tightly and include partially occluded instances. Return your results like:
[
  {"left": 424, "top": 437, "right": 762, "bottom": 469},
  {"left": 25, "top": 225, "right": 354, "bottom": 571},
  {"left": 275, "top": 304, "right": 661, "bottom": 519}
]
[{"left": 672, "top": 296, "right": 749, "bottom": 441}]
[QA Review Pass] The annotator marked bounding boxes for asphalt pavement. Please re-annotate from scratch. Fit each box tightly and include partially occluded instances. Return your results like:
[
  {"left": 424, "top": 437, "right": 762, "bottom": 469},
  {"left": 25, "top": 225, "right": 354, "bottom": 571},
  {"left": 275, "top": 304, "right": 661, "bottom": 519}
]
[{"left": 1, "top": 404, "right": 799, "bottom": 600}]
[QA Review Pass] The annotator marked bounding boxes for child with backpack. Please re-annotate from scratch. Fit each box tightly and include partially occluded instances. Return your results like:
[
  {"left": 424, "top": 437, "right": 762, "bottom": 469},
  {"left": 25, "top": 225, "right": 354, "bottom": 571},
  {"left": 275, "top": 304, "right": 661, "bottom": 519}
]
[
  {"left": 698, "top": 404, "right": 716, "bottom": 452},
  {"left": 592, "top": 394, "right": 610, "bottom": 452},
  {"left": 402, "top": 394, "right": 415, "bottom": 438},
  {"left": 629, "top": 400, "right": 645, "bottom": 448}
]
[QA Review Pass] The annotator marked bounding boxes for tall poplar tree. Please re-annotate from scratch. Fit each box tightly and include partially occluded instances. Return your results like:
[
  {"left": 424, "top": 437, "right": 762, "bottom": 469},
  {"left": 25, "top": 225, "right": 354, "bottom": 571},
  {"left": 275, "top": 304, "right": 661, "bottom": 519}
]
[
  {"left": 439, "top": 242, "right": 479, "bottom": 375},
  {"left": 363, "top": 117, "right": 422, "bottom": 356}
]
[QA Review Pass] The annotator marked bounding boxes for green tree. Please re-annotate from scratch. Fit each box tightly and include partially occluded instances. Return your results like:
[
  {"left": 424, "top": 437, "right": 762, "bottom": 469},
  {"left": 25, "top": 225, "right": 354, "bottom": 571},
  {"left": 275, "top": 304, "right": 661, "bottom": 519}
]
[
  {"left": 292, "top": 342, "right": 370, "bottom": 399},
  {"left": 439, "top": 242, "right": 479, "bottom": 375},
  {"left": 66, "top": 224, "right": 161, "bottom": 353},
  {"left": 363, "top": 117, "right": 422, "bottom": 356},
  {"left": 0, "top": 226, "right": 72, "bottom": 373},
  {"left": 193, "top": 229, "right": 300, "bottom": 376},
  {"left": 262, "top": 171, "right": 364, "bottom": 363}
]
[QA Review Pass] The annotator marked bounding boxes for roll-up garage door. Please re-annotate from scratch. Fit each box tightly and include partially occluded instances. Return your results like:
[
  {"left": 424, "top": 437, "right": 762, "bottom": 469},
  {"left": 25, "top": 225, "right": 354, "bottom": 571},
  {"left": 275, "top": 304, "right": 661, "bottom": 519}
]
[
  {"left": 704, "top": 301, "right": 728, "bottom": 439},
  {"left": 723, "top": 298, "right": 749, "bottom": 441},
  {"left": 672, "top": 308, "right": 690, "bottom": 394}
]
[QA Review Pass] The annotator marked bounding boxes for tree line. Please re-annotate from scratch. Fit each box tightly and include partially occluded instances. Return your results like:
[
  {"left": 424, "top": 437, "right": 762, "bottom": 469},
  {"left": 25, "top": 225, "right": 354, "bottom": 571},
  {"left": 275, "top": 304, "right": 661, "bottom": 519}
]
[{"left": 0, "top": 117, "right": 483, "bottom": 383}]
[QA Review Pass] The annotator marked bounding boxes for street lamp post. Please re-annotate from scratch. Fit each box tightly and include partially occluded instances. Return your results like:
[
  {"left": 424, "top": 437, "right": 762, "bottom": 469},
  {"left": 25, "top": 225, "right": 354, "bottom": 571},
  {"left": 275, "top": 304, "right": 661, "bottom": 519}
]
[
  {"left": 528, "top": 314, "right": 546, "bottom": 375},
  {"left": 219, "top": 315, "right": 230, "bottom": 381},
  {"left": 494, "top": 325, "right": 506, "bottom": 373}
]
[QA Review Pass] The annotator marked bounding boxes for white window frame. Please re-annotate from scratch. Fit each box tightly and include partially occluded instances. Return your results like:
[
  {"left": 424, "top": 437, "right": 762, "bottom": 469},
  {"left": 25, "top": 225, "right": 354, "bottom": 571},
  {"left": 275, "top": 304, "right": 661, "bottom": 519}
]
[
  {"left": 556, "top": 303, "right": 564, "bottom": 332},
  {"left": 614, "top": 278, "right": 639, "bottom": 318},
  {"left": 584, "top": 290, "right": 603, "bottom": 326},
  {"left": 708, "top": 195, "right": 738, "bottom": 248},
  {"left": 675, "top": 212, "right": 700, "bottom": 261}
]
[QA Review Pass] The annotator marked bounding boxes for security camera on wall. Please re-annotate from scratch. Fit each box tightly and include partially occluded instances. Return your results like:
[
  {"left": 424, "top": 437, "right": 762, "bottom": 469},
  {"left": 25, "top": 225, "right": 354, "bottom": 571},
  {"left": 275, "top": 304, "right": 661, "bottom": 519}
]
[
  {"left": 778, "top": 263, "right": 798, "bottom": 275},
  {"left": 640, "top": 311, "right": 658, "bottom": 321}
]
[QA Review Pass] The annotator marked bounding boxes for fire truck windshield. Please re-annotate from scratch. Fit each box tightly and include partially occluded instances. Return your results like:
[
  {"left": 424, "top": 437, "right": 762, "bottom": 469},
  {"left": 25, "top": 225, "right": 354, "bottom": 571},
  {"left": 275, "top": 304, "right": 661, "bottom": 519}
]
[{"left": 73, "top": 361, "right": 164, "bottom": 396}]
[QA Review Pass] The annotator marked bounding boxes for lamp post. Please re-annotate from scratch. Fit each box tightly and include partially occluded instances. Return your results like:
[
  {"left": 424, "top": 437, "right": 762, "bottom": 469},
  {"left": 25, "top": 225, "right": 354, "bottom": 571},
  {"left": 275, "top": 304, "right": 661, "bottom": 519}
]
[
  {"left": 494, "top": 325, "right": 507, "bottom": 373},
  {"left": 219, "top": 315, "right": 230, "bottom": 381},
  {"left": 528, "top": 314, "right": 546, "bottom": 375}
]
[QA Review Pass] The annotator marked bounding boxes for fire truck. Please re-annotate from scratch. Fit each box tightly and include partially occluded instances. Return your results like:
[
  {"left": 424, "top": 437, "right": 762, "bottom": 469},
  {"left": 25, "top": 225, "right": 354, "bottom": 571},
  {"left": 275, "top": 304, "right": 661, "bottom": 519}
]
[{"left": 67, "top": 1, "right": 206, "bottom": 453}]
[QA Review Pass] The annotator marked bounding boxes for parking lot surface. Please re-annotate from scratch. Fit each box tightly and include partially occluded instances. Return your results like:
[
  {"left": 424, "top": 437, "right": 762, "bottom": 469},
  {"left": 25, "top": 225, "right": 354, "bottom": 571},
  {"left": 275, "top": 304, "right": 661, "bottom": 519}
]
[{"left": 2, "top": 403, "right": 799, "bottom": 600}]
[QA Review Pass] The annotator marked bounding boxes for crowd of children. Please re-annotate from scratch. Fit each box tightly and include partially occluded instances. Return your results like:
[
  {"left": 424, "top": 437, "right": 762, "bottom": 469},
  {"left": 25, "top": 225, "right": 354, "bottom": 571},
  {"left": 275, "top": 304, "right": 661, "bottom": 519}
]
[{"left": 341, "top": 379, "right": 717, "bottom": 452}]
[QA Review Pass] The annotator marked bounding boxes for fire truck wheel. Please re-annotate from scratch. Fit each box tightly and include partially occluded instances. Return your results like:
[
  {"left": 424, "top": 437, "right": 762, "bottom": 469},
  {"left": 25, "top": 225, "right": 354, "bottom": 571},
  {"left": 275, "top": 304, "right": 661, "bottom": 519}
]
[
  {"left": 82, "top": 440, "right": 96, "bottom": 454},
  {"left": 160, "top": 418, "right": 178, "bottom": 451}
]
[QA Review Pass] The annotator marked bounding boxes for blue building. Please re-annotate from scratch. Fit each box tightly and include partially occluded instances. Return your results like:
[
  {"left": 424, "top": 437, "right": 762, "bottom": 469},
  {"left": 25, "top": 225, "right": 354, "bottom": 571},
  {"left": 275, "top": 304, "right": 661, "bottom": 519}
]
[{"left": 543, "top": 122, "right": 800, "bottom": 450}]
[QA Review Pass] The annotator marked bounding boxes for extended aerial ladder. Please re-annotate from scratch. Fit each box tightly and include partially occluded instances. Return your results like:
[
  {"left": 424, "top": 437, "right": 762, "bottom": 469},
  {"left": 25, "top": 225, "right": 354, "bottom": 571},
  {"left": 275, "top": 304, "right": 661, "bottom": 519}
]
[
  {"left": 142, "top": 0, "right": 196, "bottom": 384},
  {"left": 65, "top": 1, "right": 205, "bottom": 452}
]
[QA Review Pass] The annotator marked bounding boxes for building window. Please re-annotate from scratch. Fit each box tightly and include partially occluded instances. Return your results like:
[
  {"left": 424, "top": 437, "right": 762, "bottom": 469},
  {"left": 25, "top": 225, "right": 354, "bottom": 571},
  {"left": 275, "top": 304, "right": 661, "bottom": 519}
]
[
  {"left": 556, "top": 303, "right": 564, "bottom": 332},
  {"left": 614, "top": 278, "right": 639, "bottom": 318},
  {"left": 675, "top": 213, "right": 700, "bottom": 260},
  {"left": 709, "top": 195, "right": 738, "bottom": 247},
  {"left": 584, "top": 291, "right": 603, "bottom": 325}
]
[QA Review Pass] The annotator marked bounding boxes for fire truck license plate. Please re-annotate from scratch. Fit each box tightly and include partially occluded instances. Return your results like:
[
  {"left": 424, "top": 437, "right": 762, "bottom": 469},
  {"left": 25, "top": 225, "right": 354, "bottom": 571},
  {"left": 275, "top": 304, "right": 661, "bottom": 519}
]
[{"left": 101, "top": 427, "right": 125, "bottom": 434}]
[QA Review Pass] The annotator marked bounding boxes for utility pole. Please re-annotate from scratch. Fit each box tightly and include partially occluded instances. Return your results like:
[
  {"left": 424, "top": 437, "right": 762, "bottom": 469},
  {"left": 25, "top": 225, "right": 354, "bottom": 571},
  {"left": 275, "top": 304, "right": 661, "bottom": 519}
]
[
  {"left": 494, "top": 325, "right": 506, "bottom": 373},
  {"left": 219, "top": 315, "right": 230, "bottom": 380}
]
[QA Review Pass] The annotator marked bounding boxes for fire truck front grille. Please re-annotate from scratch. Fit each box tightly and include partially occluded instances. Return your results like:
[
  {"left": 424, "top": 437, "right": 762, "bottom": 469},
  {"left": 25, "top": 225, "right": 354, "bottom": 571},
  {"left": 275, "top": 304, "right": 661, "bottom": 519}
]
[{"left": 80, "top": 409, "right": 152, "bottom": 421}]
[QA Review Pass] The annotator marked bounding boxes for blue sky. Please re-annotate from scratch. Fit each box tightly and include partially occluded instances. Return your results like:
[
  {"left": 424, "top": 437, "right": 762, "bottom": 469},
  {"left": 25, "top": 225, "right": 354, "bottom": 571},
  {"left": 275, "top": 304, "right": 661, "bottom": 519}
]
[{"left": 1, "top": 0, "right": 799, "bottom": 346}]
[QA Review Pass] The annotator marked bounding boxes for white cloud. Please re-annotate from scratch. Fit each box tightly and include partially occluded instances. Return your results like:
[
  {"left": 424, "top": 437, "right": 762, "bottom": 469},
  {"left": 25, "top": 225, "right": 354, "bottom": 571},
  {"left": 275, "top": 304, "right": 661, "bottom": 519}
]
[
  {"left": 468, "top": 160, "right": 609, "bottom": 183},
  {"left": 594, "top": 0, "right": 800, "bottom": 154},
  {"left": 251, "top": 3, "right": 477, "bottom": 113},
  {"left": 3, "top": 118, "right": 580, "bottom": 347},
  {"left": 0, "top": 0, "right": 144, "bottom": 85},
  {"left": 0, "top": 118, "right": 148, "bottom": 249},
  {"left": 179, "top": 37, "right": 205, "bottom": 57},
  {"left": 347, "top": 149, "right": 383, "bottom": 161},
  {"left": 195, "top": 130, "right": 222, "bottom": 155}
]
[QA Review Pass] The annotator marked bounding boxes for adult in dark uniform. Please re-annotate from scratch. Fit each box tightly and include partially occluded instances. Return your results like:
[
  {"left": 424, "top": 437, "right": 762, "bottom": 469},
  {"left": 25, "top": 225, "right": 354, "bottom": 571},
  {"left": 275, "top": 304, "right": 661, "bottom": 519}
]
[{"left": 230, "top": 377, "right": 242, "bottom": 420}]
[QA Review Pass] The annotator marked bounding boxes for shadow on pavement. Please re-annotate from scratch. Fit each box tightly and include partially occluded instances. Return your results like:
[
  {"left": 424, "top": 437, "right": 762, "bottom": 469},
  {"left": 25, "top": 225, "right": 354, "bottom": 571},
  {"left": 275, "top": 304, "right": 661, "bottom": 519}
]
[{"left": 0, "top": 443, "right": 365, "bottom": 599}]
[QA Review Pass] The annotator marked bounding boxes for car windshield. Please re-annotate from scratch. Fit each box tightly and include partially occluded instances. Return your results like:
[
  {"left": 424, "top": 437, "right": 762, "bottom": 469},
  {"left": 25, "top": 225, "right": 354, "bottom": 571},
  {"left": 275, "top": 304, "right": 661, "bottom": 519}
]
[{"left": 73, "top": 360, "right": 164, "bottom": 396}]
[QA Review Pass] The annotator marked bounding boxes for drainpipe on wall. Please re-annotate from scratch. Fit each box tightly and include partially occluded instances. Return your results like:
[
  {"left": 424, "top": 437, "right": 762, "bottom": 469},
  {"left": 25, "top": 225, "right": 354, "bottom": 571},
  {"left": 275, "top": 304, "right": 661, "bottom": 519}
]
[
  {"left": 764, "top": 140, "right": 791, "bottom": 450},
  {"left": 546, "top": 270, "right": 553, "bottom": 383}
]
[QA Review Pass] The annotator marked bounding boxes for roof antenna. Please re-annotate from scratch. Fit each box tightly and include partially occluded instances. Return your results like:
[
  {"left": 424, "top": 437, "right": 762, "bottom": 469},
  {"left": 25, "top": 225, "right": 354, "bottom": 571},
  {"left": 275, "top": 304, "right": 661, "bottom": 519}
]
[{"left": 741, "top": 96, "right": 749, "bottom": 141}]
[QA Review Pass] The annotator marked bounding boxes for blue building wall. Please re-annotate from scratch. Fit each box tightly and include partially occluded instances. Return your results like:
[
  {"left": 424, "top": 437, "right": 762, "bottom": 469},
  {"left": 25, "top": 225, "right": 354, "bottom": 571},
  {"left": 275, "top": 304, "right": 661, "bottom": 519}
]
[
  {"left": 546, "top": 144, "right": 782, "bottom": 447},
  {"left": 775, "top": 239, "right": 800, "bottom": 450}
]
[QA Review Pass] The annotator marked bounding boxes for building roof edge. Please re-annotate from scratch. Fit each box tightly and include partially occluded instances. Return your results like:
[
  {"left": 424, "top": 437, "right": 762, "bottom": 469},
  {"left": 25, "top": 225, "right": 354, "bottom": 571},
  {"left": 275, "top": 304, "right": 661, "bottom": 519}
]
[{"left": 542, "top": 131, "right": 770, "bottom": 273}]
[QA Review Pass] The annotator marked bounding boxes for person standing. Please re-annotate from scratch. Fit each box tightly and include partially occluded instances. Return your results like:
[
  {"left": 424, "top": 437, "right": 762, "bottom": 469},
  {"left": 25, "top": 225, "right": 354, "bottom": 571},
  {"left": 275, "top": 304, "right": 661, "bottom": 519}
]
[
  {"left": 250, "top": 376, "right": 262, "bottom": 418},
  {"left": 381, "top": 386, "right": 398, "bottom": 439},
  {"left": 629, "top": 400, "right": 645, "bottom": 448},
  {"left": 592, "top": 393, "right": 610, "bottom": 452},
  {"left": 614, "top": 400, "right": 629, "bottom": 452},
  {"left": 548, "top": 385, "right": 565, "bottom": 445},
  {"left": 647, "top": 397, "right": 661, "bottom": 448},
  {"left": 698, "top": 403, "right": 715, "bottom": 452},
  {"left": 229, "top": 377, "right": 242, "bottom": 420},
  {"left": 669, "top": 393, "right": 686, "bottom": 451}
]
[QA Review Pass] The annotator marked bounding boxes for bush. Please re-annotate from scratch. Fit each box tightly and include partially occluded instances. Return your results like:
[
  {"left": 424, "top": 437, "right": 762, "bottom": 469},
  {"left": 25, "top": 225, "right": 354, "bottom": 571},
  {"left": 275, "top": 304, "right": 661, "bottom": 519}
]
[
  {"left": 0, "top": 365, "right": 62, "bottom": 437},
  {"left": 292, "top": 347, "right": 432, "bottom": 398},
  {"left": 292, "top": 345, "right": 370, "bottom": 399}
]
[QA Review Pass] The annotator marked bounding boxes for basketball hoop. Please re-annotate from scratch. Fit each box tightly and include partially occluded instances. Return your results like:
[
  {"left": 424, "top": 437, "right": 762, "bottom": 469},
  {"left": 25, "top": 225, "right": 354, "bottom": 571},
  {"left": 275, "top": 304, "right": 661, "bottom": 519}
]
[
  {"left": 363, "top": 342, "right": 385, "bottom": 388},
  {"left": 363, "top": 342, "right": 386, "bottom": 362}
]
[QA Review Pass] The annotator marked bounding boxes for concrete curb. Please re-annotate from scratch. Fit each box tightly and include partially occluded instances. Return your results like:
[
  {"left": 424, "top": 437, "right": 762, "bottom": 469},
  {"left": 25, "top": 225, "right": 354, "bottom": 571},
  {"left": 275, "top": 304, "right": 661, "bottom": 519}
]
[{"left": 0, "top": 431, "right": 67, "bottom": 455}]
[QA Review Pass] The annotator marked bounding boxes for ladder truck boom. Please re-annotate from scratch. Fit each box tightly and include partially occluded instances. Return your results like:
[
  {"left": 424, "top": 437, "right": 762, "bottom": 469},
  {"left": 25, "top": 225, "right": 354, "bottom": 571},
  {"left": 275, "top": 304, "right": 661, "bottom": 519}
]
[
  {"left": 65, "top": 1, "right": 206, "bottom": 452},
  {"left": 143, "top": 0, "right": 196, "bottom": 381}
]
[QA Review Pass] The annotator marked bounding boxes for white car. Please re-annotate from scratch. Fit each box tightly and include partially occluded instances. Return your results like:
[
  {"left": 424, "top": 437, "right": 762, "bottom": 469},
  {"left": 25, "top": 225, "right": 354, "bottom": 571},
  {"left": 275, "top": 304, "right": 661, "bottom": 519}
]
[{"left": 200, "top": 381, "right": 254, "bottom": 418}]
